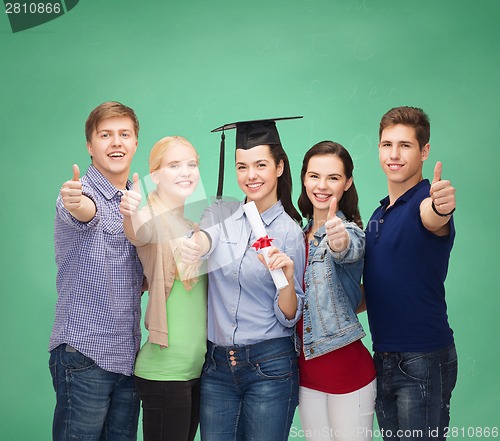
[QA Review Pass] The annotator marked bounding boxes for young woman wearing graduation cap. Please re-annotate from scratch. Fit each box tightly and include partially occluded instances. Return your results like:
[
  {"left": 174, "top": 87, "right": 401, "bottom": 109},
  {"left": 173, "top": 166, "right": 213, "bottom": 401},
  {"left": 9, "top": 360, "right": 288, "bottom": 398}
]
[{"left": 181, "top": 117, "right": 306, "bottom": 441}]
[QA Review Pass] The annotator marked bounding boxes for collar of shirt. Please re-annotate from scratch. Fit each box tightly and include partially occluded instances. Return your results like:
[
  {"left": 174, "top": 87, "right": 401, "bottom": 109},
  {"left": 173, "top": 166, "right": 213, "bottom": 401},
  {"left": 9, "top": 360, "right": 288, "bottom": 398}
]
[
  {"left": 85, "top": 164, "right": 133, "bottom": 200},
  {"left": 235, "top": 199, "right": 285, "bottom": 225},
  {"left": 379, "top": 179, "right": 430, "bottom": 210}
]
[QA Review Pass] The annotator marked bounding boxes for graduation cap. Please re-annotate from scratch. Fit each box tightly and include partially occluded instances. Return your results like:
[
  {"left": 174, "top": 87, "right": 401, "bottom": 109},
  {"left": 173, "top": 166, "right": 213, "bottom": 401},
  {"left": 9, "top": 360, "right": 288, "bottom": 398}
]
[{"left": 211, "top": 116, "right": 303, "bottom": 199}]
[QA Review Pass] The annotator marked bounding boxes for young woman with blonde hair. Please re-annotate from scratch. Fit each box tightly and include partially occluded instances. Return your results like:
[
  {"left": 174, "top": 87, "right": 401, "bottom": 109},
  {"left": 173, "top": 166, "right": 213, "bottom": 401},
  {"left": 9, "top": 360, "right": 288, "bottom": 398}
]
[{"left": 120, "top": 136, "right": 207, "bottom": 441}]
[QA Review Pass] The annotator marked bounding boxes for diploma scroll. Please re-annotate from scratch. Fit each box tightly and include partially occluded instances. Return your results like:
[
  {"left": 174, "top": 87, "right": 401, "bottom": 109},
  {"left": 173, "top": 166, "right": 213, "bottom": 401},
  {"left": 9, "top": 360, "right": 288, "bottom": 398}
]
[{"left": 242, "top": 201, "right": 289, "bottom": 290}]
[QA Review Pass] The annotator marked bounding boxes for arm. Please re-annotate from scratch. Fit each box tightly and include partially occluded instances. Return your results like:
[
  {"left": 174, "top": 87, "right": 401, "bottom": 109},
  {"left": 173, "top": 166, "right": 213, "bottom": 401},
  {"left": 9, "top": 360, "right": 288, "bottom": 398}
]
[
  {"left": 329, "top": 222, "right": 365, "bottom": 264},
  {"left": 260, "top": 247, "right": 298, "bottom": 320},
  {"left": 420, "top": 162, "right": 456, "bottom": 237},
  {"left": 356, "top": 284, "right": 367, "bottom": 314},
  {"left": 325, "top": 197, "right": 365, "bottom": 264},
  {"left": 120, "top": 173, "right": 149, "bottom": 244},
  {"left": 180, "top": 224, "right": 211, "bottom": 265},
  {"left": 325, "top": 197, "right": 350, "bottom": 253},
  {"left": 260, "top": 224, "right": 305, "bottom": 323},
  {"left": 182, "top": 201, "right": 227, "bottom": 264}
]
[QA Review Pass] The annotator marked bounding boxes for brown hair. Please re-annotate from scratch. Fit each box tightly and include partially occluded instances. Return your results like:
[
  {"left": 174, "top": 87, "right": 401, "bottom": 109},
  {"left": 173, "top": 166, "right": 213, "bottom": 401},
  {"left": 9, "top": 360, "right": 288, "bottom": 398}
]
[
  {"left": 85, "top": 101, "right": 139, "bottom": 142},
  {"left": 268, "top": 144, "right": 303, "bottom": 225},
  {"left": 379, "top": 106, "right": 430, "bottom": 150},
  {"left": 298, "top": 141, "right": 362, "bottom": 228}
]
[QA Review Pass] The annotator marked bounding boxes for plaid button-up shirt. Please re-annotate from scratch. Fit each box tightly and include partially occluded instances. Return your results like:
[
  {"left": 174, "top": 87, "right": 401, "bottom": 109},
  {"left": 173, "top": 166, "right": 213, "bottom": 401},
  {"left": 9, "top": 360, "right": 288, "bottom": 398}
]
[{"left": 49, "top": 165, "right": 143, "bottom": 375}]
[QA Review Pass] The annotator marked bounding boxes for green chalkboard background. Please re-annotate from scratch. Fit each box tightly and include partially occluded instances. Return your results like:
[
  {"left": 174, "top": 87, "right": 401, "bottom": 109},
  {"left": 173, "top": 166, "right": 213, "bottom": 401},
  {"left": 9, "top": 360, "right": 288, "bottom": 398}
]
[{"left": 1, "top": 0, "right": 499, "bottom": 439}]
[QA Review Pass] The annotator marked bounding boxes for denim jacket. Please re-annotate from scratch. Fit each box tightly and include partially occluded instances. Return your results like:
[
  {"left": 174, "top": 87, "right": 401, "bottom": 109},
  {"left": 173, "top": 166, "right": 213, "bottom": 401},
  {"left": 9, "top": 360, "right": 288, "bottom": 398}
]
[{"left": 302, "top": 212, "right": 366, "bottom": 360}]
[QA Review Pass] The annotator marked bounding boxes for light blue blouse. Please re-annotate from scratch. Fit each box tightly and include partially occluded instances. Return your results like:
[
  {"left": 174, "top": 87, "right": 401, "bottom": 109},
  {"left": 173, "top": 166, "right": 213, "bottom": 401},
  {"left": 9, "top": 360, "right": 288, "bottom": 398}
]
[{"left": 200, "top": 199, "right": 305, "bottom": 346}]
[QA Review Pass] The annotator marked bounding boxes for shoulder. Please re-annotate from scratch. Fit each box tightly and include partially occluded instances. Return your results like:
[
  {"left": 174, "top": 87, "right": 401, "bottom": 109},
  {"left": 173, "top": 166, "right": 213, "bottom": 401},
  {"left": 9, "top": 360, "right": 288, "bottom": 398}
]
[
  {"left": 277, "top": 211, "right": 303, "bottom": 233},
  {"left": 278, "top": 214, "right": 305, "bottom": 252},
  {"left": 410, "top": 180, "right": 431, "bottom": 204},
  {"left": 205, "top": 200, "right": 241, "bottom": 218}
]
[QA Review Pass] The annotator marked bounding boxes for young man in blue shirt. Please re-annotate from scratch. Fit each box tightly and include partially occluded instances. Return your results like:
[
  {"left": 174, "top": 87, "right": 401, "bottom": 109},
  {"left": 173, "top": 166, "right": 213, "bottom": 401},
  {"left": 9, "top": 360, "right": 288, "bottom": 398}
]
[
  {"left": 363, "top": 106, "right": 457, "bottom": 441},
  {"left": 49, "top": 102, "right": 143, "bottom": 441}
]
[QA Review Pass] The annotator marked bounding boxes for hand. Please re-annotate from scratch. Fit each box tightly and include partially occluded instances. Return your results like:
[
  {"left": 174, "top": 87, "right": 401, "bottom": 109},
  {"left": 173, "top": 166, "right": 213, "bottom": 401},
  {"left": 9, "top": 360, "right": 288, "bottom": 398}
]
[
  {"left": 180, "top": 223, "right": 203, "bottom": 265},
  {"left": 257, "top": 246, "right": 295, "bottom": 283},
  {"left": 430, "top": 162, "right": 456, "bottom": 215},
  {"left": 120, "top": 173, "right": 141, "bottom": 217},
  {"left": 60, "top": 164, "right": 83, "bottom": 211},
  {"left": 325, "top": 197, "right": 349, "bottom": 252}
]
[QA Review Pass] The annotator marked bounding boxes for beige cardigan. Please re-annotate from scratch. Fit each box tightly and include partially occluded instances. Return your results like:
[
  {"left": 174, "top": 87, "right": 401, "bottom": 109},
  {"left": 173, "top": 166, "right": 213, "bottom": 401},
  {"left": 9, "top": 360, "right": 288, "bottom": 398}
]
[{"left": 126, "top": 196, "right": 194, "bottom": 348}]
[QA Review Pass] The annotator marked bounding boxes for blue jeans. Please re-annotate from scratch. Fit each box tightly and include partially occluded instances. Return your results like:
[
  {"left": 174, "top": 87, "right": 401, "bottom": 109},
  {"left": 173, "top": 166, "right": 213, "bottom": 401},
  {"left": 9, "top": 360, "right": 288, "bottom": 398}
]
[
  {"left": 49, "top": 344, "right": 140, "bottom": 441},
  {"left": 374, "top": 344, "right": 458, "bottom": 441},
  {"left": 200, "top": 337, "right": 299, "bottom": 441}
]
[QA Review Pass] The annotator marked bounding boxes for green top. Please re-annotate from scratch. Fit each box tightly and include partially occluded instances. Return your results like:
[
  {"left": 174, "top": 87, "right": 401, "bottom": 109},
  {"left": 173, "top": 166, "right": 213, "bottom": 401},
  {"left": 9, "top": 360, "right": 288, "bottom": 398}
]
[{"left": 134, "top": 276, "right": 207, "bottom": 381}]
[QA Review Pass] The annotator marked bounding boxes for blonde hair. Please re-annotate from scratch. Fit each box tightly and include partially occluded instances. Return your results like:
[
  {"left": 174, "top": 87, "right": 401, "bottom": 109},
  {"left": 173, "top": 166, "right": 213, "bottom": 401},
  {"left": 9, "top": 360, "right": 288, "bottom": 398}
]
[
  {"left": 149, "top": 136, "right": 198, "bottom": 173},
  {"left": 147, "top": 136, "right": 200, "bottom": 290}
]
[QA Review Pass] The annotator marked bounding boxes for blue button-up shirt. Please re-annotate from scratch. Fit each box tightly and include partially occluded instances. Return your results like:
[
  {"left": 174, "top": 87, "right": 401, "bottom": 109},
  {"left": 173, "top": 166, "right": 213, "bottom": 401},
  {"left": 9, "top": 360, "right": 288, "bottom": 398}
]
[
  {"left": 49, "top": 165, "right": 143, "bottom": 375},
  {"left": 200, "top": 200, "right": 305, "bottom": 346}
]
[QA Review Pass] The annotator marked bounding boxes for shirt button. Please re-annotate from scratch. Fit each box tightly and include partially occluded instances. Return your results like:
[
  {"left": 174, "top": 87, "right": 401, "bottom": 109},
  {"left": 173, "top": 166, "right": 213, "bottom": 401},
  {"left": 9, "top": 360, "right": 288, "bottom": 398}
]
[
  {"left": 313, "top": 240, "right": 318, "bottom": 246},
  {"left": 117, "top": 191, "right": 123, "bottom": 197},
  {"left": 310, "top": 348, "right": 315, "bottom": 354},
  {"left": 230, "top": 356, "right": 236, "bottom": 361},
  {"left": 229, "top": 350, "right": 235, "bottom": 355},
  {"left": 304, "top": 304, "right": 309, "bottom": 310},
  {"left": 231, "top": 361, "right": 237, "bottom": 366},
  {"left": 379, "top": 219, "right": 384, "bottom": 224},
  {"left": 306, "top": 327, "right": 311, "bottom": 333}
]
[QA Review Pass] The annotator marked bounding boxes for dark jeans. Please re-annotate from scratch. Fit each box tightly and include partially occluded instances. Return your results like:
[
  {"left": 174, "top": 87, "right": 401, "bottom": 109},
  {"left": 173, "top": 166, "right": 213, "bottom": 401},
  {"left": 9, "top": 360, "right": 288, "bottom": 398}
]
[
  {"left": 49, "top": 344, "right": 139, "bottom": 441},
  {"left": 134, "top": 376, "right": 201, "bottom": 441},
  {"left": 374, "top": 344, "right": 458, "bottom": 441},
  {"left": 200, "top": 337, "right": 299, "bottom": 441}
]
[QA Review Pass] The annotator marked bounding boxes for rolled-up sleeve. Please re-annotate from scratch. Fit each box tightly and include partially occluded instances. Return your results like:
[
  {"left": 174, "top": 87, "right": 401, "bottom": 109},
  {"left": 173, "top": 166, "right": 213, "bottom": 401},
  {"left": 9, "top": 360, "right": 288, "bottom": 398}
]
[{"left": 330, "top": 221, "right": 365, "bottom": 264}]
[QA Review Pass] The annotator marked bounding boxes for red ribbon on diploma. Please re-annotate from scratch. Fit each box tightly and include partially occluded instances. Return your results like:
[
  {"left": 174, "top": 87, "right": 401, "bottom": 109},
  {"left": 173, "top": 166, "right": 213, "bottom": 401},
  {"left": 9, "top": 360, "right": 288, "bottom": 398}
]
[{"left": 251, "top": 235, "right": 274, "bottom": 250}]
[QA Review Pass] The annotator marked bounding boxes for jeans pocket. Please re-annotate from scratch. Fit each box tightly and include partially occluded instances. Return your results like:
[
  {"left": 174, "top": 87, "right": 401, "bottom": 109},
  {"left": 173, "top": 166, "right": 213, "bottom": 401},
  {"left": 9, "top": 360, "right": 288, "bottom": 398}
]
[
  {"left": 440, "top": 357, "right": 458, "bottom": 400},
  {"left": 254, "top": 355, "right": 294, "bottom": 380},
  {"left": 202, "top": 352, "right": 216, "bottom": 375},
  {"left": 49, "top": 351, "right": 58, "bottom": 391},
  {"left": 60, "top": 346, "right": 96, "bottom": 371},
  {"left": 398, "top": 353, "right": 429, "bottom": 382}
]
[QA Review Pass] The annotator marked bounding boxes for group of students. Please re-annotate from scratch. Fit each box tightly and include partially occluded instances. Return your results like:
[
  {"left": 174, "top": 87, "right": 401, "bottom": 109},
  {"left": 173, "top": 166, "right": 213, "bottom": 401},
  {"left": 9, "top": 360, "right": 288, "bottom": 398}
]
[{"left": 49, "top": 101, "right": 458, "bottom": 441}]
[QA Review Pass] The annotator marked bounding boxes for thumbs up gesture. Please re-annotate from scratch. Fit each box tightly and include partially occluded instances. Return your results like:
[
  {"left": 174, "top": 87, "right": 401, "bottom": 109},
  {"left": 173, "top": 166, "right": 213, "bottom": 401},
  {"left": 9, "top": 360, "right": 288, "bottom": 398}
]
[
  {"left": 430, "top": 162, "right": 456, "bottom": 216},
  {"left": 120, "top": 173, "right": 142, "bottom": 217},
  {"left": 180, "top": 223, "right": 207, "bottom": 265},
  {"left": 60, "top": 164, "right": 83, "bottom": 211},
  {"left": 325, "top": 197, "right": 349, "bottom": 252}
]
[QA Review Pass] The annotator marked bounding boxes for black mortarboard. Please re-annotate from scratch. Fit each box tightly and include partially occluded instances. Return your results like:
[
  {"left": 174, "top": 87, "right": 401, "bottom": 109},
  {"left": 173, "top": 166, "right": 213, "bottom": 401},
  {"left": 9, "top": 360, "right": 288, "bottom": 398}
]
[{"left": 211, "top": 116, "right": 302, "bottom": 199}]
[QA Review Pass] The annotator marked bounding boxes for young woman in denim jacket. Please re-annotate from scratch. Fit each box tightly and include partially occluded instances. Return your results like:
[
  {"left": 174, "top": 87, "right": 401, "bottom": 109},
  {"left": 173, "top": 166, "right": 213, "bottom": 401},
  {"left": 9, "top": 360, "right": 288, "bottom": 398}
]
[{"left": 296, "top": 141, "right": 377, "bottom": 441}]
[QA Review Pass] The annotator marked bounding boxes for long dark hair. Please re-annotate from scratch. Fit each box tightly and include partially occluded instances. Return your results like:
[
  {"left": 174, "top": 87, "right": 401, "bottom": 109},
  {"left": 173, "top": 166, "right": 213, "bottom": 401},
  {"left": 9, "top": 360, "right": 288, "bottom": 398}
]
[
  {"left": 268, "top": 144, "right": 302, "bottom": 225},
  {"left": 297, "top": 141, "right": 362, "bottom": 228}
]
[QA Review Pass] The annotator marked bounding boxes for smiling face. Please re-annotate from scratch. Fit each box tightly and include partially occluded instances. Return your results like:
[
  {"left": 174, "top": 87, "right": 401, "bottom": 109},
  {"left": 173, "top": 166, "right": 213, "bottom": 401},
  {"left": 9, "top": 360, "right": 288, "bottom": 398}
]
[
  {"left": 86, "top": 116, "right": 138, "bottom": 188},
  {"left": 235, "top": 144, "right": 283, "bottom": 213},
  {"left": 379, "top": 124, "right": 429, "bottom": 195},
  {"left": 303, "top": 154, "right": 352, "bottom": 221},
  {"left": 152, "top": 139, "right": 200, "bottom": 207}
]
